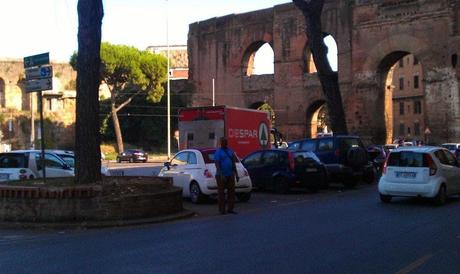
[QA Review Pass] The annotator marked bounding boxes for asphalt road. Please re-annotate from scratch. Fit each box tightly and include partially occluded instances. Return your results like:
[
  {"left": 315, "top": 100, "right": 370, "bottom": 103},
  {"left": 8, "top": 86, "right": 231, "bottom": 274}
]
[{"left": 1, "top": 183, "right": 460, "bottom": 273}]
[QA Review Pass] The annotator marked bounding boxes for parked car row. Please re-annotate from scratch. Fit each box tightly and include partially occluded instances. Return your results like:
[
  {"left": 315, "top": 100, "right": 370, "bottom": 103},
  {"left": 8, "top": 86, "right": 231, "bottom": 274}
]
[
  {"left": 0, "top": 150, "right": 109, "bottom": 183},
  {"left": 159, "top": 135, "right": 377, "bottom": 204}
]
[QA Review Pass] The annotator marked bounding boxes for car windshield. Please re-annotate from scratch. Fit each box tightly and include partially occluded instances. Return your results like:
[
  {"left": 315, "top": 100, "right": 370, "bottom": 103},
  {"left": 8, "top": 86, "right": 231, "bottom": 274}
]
[
  {"left": 0, "top": 153, "right": 27, "bottom": 168},
  {"left": 387, "top": 151, "right": 428, "bottom": 167},
  {"left": 441, "top": 144, "right": 457, "bottom": 150},
  {"left": 57, "top": 154, "right": 75, "bottom": 168}
]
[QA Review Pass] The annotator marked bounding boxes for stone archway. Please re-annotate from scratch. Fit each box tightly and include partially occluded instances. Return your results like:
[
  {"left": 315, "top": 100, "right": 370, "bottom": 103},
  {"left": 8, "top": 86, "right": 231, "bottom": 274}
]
[{"left": 306, "top": 100, "right": 331, "bottom": 138}]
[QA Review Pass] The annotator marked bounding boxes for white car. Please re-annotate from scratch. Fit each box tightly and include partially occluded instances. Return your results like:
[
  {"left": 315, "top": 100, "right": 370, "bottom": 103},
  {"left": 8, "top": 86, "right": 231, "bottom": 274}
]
[
  {"left": 0, "top": 150, "right": 74, "bottom": 182},
  {"left": 49, "top": 150, "right": 110, "bottom": 176},
  {"left": 158, "top": 148, "right": 252, "bottom": 204},
  {"left": 441, "top": 143, "right": 460, "bottom": 154},
  {"left": 378, "top": 146, "right": 460, "bottom": 205}
]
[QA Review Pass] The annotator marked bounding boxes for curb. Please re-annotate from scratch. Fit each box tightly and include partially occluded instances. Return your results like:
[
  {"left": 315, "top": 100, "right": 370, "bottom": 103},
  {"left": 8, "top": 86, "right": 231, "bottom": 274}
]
[{"left": 0, "top": 210, "right": 195, "bottom": 230}]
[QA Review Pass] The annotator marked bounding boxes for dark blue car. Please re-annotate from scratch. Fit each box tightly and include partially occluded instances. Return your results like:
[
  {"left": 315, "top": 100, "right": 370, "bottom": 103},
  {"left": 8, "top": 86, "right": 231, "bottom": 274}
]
[
  {"left": 241, "top": 149, "right": 327, "bottom": 193},
  {"left": 288, "top": 135, "right": 375, "bottom": 187}
]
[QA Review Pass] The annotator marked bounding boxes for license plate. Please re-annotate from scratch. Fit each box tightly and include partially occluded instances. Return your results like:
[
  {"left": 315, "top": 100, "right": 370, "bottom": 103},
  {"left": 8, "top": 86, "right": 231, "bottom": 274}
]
[
  {"left": 395, "top": 171, "right": 416, "bottom": 178},
  {"left": 306, "top": 168, "right": 318, "bottom": 172},
  {"left": 0, "top": 173, "right": 9, "bottom": 180}
]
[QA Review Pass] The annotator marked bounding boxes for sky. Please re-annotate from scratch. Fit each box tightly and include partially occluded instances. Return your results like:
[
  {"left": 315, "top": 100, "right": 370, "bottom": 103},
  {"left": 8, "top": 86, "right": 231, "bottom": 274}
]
[{"left": 0, "top": 0, "right": 290, "bottom": 62}]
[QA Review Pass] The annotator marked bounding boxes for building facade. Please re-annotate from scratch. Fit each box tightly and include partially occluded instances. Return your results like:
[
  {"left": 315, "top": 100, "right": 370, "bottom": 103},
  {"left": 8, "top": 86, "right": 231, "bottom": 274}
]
[{"left": 391, "top": 54, "right": 426, "bottom": 143}]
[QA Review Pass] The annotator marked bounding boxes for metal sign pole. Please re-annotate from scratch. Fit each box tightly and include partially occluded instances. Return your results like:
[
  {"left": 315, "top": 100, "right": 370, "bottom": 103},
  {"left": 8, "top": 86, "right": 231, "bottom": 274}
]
[{"left": 38, "top": 91, "right": 46, "bottom": 183}]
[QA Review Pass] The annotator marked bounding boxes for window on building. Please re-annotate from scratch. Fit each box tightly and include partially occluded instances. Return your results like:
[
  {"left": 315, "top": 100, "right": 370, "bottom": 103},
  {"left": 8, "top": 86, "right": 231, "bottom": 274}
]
[
  {"left": 407, "top": 127, "right": 411, "bottom": 135},
  {"left": 414, "top": 101, "right": 422, "bottom": 114},
  {"left": 399, "top": 59, "right": 404, "bottom": 68},
  {"left": 399, "top": 124, "right": 405, "bottom": 136},
  {"left": 399, "top": 102, "right": 405, "bottom": 115},
  {"left": 413, "top": 75, "right": 419, "bottom": 89},
  {"left": 414, "top": 122, "right": 420, "bottom": 136},
  {"left": 413, "top": 56, "right": 419, "bottom": 65},
  {"left": 399, "top": 77, "right": 404, "bottom": 90}
]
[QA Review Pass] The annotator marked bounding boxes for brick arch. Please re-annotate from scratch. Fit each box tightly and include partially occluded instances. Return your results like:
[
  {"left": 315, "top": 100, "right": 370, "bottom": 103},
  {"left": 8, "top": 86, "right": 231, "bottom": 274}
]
[
  {"left": 361, "top": 34, "right": 429, "bottom": 73},
  {"left": 241, "top": 40, "right": 274, "bottom": 76},
  {"left": 306, "top": 100, "right": 326, "bottom": 138}
]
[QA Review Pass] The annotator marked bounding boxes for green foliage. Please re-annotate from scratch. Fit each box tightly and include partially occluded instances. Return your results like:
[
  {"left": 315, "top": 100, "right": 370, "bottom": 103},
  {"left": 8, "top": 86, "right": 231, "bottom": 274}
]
[
  {"left": 99, "top": 90, "right": 188, "bottom": 152},
  {"left": 70, "top": 43, "right": 167, "bottom": 102}
]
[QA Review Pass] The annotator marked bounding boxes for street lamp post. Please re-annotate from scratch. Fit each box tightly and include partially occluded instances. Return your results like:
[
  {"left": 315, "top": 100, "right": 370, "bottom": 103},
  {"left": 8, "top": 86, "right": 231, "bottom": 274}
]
[{"left": 166, "top": 0, "right": 171, "bottom": 159}]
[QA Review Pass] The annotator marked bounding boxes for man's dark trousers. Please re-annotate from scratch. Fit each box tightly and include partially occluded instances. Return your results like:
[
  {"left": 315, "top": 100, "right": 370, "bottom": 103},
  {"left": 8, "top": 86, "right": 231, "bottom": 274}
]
[{"left": 216, "top": 175, "right": 235, "bottom": 214}]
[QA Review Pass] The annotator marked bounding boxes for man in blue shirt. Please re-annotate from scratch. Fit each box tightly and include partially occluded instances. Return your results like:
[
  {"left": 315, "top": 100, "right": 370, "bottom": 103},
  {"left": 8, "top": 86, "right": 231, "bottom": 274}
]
[{"left": 214, "top": 137, "right": 239, "bottom": 214}]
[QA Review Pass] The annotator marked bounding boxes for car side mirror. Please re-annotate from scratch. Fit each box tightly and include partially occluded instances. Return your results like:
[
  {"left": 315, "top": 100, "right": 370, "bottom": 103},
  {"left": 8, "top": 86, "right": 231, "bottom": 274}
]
[{"left": 164, "top": 162, "right": 171, "bottom": 170}]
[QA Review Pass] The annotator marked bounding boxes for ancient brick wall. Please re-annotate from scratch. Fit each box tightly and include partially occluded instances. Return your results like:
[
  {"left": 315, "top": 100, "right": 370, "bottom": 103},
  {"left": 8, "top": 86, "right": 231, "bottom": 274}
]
[{"left": 188, "top": 0, "right": 460, "bottom": 144}]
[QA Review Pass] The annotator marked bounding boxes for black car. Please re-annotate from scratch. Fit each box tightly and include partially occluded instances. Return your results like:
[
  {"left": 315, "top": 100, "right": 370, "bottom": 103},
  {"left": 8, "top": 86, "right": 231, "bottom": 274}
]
[
  {"left": 242, "top": 149, "right": 327, "bottom": 193},
  {"left": 288, "top": 135, "right": 375, "bottom": 187},
  {"left": 116, "top": 149, "right": 148, "bottom": 163}
]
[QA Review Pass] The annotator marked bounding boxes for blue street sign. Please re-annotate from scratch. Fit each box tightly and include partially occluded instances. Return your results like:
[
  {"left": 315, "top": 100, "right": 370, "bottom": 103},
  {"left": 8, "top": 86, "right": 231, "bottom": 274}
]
[{"left": 25, "top": 65, "right": 53, "bottom": 80}]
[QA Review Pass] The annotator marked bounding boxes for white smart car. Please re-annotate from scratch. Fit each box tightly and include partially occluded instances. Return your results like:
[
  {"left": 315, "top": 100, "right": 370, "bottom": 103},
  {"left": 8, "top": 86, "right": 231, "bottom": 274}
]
[
  {"left": 378, "top": 146, "right": 460, "bottom": 205},
  {"left": 158, "top": 148, "right": 252, "bottom": 204}
]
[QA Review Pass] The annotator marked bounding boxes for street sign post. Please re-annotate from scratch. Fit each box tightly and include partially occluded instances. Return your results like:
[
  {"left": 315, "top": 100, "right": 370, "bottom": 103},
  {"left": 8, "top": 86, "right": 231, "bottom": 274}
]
[
  {"left": 23, "top": 53, "right": 52, "bottom": 183},
  {"left": 23, "top": 53, "right": 50, "bottom": 69}
]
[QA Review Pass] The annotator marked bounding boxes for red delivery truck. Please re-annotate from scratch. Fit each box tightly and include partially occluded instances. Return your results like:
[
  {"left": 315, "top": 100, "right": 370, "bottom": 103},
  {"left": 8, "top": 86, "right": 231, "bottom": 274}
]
[{"left": 178, "top": 106, "right": 271, "bottom": 158}]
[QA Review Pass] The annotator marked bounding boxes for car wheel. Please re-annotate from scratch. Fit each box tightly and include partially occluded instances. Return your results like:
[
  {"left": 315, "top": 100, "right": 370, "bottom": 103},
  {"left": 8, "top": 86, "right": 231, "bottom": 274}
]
[
  {"left": 434, "top": 184, "right": 447, "bottom": 206},
  {"left": 190, "top": 182, "right": 206, "bottom": 204},
  {"left": 363, "top": 166, "right": 376, "bottom": 184},
  {"left": 117, "top": 158, "right": 121, "bottom": 163},
  {"left": 343, "top": 176, "right": 357, "bottom": 188},
  {"left": 347, "top": 147, "right": 368, "bottom": 169},
  {"left": 274, "top": 176, "right": 290, "bottom": 194},
  {"left": 236, "top": 192, "right": 251, "bottom": 202},
  {"left": 380, "top": 194, "right": 392, "bottom": 203},
  {"left": 320, "top": 168, "right": 329, "bottom": 189}
]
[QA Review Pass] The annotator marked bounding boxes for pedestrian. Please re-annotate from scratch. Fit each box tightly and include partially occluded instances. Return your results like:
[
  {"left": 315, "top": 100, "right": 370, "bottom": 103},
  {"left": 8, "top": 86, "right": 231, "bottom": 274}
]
[{"left": 214, "top": 137, "right": 239, "bottom": 215}]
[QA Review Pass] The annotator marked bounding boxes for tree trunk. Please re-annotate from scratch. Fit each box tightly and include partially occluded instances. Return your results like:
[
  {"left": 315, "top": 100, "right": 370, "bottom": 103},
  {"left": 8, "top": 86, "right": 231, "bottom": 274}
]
[
  {"left": 293, "top": 0, "right": 348, "bottom": 134},
  {"left": 111, "top": 105, "right": 124, "bottom": 153},
  {"left": 75, "top": 0, "right": 104, "bottom": 183}
]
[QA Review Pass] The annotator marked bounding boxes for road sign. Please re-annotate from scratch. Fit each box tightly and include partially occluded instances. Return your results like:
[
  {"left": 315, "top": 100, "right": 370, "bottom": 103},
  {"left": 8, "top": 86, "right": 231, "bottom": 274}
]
[
  {"left": 23, "top": 53, "right": 49, "bottom": 68},
  {"left": 25, "top": 65, "right": 53, "bottom": 80},
  {"left": 25, "top": 78, "right": 52, "bottom": 93}
]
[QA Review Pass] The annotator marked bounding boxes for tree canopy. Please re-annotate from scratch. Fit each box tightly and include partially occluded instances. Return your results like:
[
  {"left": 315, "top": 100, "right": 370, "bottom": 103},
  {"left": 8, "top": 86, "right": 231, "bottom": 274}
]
[{"left": 71, "top": 42, "right": 168, "bottom": 152}]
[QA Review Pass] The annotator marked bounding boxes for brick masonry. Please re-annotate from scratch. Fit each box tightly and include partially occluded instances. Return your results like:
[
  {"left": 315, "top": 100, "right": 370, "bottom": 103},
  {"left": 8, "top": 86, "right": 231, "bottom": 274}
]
[{"left": 0, "top": 177, "right": 183, "bottom": 222}]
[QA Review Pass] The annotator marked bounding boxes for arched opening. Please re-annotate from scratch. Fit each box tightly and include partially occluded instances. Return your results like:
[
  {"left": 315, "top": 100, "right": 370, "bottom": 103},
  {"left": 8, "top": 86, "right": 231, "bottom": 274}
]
[
  {"left": 306, "top": 100, "right": 332, "bottom": 138},
  {"left": 304, "top": 33, "right": 338, "bottom": 73},
  {"left": 379, "top": 52, "right": 426, "bottom": 144},
  {"left": 242, "top": 41, "right": 274, "bottom": 76},
  {"left": 0, "top": 78, "right": 5, "bottom": 108}
]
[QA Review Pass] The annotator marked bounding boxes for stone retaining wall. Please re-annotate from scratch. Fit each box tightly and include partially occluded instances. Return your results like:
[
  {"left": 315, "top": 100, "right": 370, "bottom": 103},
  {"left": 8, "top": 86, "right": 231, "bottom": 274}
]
[{"left": 0, "top": 177, "right": 183, "bottom": 223}]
